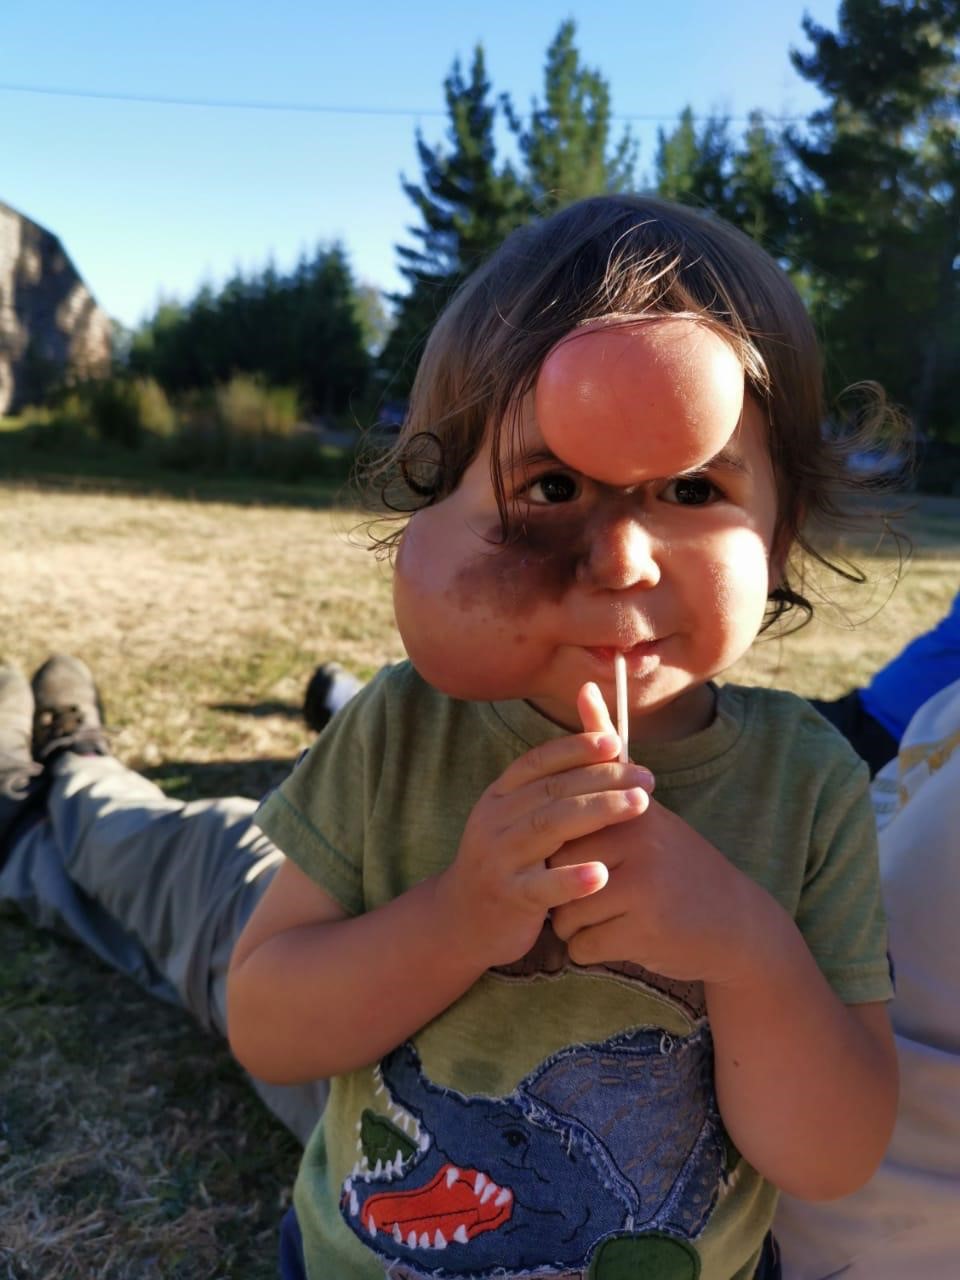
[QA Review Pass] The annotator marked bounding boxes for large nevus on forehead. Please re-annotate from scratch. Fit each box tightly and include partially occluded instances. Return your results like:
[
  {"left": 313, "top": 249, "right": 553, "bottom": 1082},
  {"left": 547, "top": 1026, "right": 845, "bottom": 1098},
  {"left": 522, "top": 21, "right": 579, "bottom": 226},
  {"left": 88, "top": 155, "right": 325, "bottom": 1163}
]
[{"left": 451, "top": 517, "right": 588, "bottom": 612}]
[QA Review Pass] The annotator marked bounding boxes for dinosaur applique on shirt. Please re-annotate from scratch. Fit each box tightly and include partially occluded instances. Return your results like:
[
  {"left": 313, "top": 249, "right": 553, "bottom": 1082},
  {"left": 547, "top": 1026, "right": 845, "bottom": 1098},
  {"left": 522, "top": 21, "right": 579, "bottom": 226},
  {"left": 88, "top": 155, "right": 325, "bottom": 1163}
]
[{"left": 339, "top": 1023, "right": 724, "bottom": 1279}]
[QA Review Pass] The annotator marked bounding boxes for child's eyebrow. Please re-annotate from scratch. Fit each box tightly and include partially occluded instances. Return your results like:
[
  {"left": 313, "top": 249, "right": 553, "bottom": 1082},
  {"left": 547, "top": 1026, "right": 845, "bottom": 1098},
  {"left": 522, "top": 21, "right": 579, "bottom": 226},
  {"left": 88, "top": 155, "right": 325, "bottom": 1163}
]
[
  {"left": 503, "top": 445, "right": 565, "bottom": 476},
  {"left": 680, "top": 444, "right": 750, "bottom": 476},
  {"left": 506, "top": 442, "right": 751, "bottom": 483}
]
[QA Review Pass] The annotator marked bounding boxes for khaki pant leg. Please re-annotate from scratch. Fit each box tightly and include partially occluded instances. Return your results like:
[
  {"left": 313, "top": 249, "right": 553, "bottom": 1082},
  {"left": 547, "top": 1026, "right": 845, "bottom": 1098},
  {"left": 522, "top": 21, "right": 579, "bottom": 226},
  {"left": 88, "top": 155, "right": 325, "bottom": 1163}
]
[{"left": 0, "top": 751, "right": 327, "bottom": 1143}]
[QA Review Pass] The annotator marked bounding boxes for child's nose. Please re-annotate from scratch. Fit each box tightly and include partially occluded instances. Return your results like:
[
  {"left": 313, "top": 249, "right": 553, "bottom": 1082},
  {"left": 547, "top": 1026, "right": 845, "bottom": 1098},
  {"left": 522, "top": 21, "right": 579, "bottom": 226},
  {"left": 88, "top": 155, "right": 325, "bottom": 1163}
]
[{"left": 578, "top": 512, "right": 661, "bottom": 591}]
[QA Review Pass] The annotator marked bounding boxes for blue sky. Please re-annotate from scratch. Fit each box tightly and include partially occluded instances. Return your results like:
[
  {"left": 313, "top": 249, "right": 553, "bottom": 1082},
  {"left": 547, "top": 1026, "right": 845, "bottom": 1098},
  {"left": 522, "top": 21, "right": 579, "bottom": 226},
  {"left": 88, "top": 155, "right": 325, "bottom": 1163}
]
[{"left": 3, "top": 1, "right": 839, "bottom": 329}]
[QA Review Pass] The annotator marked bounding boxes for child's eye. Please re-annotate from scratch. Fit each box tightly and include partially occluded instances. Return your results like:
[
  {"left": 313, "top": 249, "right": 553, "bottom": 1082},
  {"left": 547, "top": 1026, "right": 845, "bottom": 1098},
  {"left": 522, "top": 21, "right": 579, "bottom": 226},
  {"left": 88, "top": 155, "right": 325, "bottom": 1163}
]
[
  {"left": 660, "top": 475, "right": 720, "bottom": 506},
  {"left": 525, "top": 472, "right": 581, "bottom": 505}
]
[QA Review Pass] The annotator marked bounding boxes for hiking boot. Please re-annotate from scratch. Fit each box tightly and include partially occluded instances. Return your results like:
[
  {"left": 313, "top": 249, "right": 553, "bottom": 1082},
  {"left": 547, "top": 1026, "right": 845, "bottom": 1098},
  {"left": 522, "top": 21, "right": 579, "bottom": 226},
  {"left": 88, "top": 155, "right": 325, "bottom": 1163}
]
[
  {"left": 31, "top": 655, "right": 109, "bottom": 762},
  {"left": 0, "top": 662, "right": 43, "bottom": 844},
  {"left": 303, "top": 662, "right": 364, "bottom": 733}
]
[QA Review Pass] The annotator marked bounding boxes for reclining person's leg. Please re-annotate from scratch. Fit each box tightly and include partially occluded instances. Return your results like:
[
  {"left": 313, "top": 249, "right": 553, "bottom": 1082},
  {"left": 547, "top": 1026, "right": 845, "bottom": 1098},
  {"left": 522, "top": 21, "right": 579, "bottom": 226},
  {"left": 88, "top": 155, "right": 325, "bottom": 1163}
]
[{"left": 0, "top": 657, "right": 328, "bottom": 1142}]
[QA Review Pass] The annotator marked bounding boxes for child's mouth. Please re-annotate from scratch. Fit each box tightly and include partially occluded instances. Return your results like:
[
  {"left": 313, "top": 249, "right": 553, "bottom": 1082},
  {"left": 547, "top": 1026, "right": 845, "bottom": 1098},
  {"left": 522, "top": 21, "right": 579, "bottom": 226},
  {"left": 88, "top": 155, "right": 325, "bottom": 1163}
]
[
  {"left": 586, "top": 640, "right": 659, "bottom": 663},
  {"left": 588, "top": 645, "right": 620, "bottom": 662}
]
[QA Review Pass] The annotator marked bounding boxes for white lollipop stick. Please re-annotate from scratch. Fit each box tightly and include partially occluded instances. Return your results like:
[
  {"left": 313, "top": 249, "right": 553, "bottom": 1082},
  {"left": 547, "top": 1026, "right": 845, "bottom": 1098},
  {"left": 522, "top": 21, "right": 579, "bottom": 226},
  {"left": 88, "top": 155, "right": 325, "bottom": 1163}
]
[{"left": 614, "top": 651, "right": 629, "bottom": 763}]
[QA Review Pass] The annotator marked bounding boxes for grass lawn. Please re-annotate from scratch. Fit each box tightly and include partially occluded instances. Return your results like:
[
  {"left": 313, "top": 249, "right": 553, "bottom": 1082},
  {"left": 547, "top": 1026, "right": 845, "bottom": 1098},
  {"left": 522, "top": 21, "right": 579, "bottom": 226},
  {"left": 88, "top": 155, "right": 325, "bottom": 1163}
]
[{"left": 1, "top": 475, "right": 957, "bottom": 1278}]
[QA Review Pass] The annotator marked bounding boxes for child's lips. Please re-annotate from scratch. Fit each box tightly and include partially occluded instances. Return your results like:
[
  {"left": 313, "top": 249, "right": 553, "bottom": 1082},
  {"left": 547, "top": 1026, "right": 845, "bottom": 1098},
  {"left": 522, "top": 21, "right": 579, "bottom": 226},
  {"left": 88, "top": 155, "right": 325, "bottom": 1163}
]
[{"left": 585, "top": 639, "right": 662, "bottom": 664}]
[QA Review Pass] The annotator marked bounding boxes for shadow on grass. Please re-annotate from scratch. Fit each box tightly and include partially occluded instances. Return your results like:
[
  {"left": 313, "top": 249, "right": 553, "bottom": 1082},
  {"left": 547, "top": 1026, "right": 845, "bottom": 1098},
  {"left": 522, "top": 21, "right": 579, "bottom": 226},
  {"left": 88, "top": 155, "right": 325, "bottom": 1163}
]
[
  {"left": 141, "top": 757, "right": 297, "bottom": 803},
  {"left": 144, "top": 695, "right": 315, "bottom": 800},
  {"left": 209, "top": 699, "right": 303, "bottom": 720}
]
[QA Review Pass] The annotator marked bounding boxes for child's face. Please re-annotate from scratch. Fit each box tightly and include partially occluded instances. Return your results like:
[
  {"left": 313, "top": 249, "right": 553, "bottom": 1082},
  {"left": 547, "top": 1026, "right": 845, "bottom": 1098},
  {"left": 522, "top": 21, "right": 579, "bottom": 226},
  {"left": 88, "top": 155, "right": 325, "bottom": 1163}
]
[{"left": 393, "top": 319, "right": 783, "bottom": 742}]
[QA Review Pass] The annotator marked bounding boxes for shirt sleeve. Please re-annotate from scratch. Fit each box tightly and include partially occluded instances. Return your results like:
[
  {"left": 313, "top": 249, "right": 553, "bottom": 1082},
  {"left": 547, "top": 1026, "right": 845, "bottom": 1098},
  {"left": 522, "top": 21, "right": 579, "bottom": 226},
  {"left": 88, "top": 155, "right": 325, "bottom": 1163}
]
[
  {"left": 795, "top": 754, "right": 894, "bottom": 1005},
  {"left": 253, "top": 667, "right": 394, "bottom": 916}
]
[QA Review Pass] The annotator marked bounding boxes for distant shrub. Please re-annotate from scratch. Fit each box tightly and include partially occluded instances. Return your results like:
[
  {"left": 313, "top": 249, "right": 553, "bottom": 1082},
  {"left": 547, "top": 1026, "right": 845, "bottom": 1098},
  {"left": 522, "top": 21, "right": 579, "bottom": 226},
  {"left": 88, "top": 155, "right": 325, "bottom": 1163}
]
[
  {"left": 163, "top": 388, "right": 224, "bottom": 470},
  {"left": 132, "top": 378, "right": 177, "bottom": 439},
  {"left": 30, "top": 377, "right": 177, "bottom": 449},
  {"left": 86, "top": 378, "right": 145, "bottom": 447},
  {"left": 17, "top": 395, "right": 99, "bottom": 450},
  {"left": 13, "top": 373, "right": 354, "bottom": 484},
  {"left": 164, "top": 377, "right": 338, "bottom": 480},
  {"left": 215, "top": 376, "right": 299, "bottom": 440}
]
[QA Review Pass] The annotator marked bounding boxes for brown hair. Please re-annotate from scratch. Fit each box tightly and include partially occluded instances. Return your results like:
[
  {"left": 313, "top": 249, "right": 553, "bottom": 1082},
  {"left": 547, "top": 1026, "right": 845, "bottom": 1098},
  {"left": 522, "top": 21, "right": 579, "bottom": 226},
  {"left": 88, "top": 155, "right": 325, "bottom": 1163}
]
[{"left": 367, "top": 194, "right": 906, "bottom": 629}]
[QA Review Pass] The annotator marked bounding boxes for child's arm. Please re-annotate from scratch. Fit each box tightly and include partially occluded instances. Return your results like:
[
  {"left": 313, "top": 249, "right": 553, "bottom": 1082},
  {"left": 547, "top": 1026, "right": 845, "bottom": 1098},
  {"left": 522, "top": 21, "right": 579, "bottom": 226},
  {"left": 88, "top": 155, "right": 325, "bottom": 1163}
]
[
  {"left": 228, "top": 858, "right": 471, "bottom": 1084},
  {"left": 227, "top": 728, "right": 652, "bottom": 1084},
  {"left": 550, "top": 805, "right": 897, "bottom": 1201},
  {"left": 548, "top": 682, "right": 898, "bottom": 1202},
  {"left": 705, "top": 921, "right": 897, "bottom": 1202}
]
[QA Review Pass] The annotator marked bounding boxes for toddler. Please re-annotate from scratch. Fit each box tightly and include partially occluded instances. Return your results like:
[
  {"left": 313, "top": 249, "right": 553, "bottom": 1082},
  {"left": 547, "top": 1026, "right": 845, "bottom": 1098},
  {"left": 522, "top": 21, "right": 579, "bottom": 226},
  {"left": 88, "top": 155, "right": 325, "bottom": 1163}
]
[{"left": 228, "top": 195, "right": 899, "bottom": 1280}]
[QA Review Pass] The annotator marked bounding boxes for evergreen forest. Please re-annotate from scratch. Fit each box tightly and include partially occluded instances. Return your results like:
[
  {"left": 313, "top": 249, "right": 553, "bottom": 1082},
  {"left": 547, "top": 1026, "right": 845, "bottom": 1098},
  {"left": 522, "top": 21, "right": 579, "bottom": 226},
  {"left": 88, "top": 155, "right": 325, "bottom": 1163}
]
[{"left": 32, "top": 1, "right": 960, "bottom": 465}]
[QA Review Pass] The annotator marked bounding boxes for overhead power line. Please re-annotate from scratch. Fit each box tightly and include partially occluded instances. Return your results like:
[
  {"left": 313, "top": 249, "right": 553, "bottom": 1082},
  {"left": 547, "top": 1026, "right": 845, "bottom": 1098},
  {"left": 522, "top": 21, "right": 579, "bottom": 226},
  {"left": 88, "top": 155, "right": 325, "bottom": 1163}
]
[
  {"left": 0, "top": 81, "right": 445, "bottom": 117},
  {"left": 0, "top": 81, "right": 809, "bottom": 124}
]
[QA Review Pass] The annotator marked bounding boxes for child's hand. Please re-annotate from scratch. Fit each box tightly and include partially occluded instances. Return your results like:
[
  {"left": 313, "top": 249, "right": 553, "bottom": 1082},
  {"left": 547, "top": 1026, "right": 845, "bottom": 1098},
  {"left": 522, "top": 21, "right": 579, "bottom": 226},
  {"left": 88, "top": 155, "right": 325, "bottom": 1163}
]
[
  {"left": 549, "top": 797, "right": 763, "bottom": 982},
  {"left": 548, "top": 681, "right": 767, "bottom": 983},
  {"left": 435, "top": 727, "right": 654, "bottom": 970}
]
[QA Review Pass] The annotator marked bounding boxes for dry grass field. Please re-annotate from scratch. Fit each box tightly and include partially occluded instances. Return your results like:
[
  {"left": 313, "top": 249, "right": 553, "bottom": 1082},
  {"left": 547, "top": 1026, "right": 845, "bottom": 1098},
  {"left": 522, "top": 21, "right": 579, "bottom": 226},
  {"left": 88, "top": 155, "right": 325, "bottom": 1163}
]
[{"left": 1, "top": 478, "right": 958, "bottom": 1278}]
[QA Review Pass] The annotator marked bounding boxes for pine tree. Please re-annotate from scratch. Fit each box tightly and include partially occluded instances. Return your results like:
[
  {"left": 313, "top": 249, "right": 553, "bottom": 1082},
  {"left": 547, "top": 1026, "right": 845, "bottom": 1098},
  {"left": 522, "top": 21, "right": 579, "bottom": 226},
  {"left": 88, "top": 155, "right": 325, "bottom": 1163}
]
[
  {"left": 513, "top": 19, "right": 636, "bottom": 210},
  {"left": 654, "top": 108, "right": 731, "bottom": 212},
  {"left": 654, "top": 108, "right": 792, "bottom": 252},
  {"left": 378, "top": 47, "right": 527, "bottom": 398},
  {"left": 379, "top": 22, "right": 639, "bottom": 398},
  {"left": 130, "top": 246, "right": 371, "bottom": 415},
  {"left": 788, "top": 0, "right": 960, "bottom": 433},
  {"left": 726, "top": 112, "right": 793, "bottom": 248}
]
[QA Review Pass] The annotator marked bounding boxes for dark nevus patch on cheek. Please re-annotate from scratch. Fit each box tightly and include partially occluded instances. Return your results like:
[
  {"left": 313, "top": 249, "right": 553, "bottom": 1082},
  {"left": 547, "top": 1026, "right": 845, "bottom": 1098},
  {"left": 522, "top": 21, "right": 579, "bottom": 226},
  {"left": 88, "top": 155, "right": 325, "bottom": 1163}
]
[{"left": 451, "top": 517, "right": 588, "bottom": 612}]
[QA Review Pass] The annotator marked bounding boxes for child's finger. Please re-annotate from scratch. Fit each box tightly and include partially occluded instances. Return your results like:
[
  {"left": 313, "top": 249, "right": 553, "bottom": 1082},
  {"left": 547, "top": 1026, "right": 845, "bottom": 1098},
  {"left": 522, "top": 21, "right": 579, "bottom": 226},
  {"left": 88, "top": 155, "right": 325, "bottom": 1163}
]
[
  {"left": 575, "top": 681, "right": 655, "bottom": 796},
  {"left": 491, "top": 728, "right": 622, "bottom": 796},
  {"left": 550, "top": 875, "right": 623, "bottom": 937},
  {"left": 520, "top": 860, "right": 609, "bottom": 911},
  {"left": 512, "top": 786, "right": 649, "bottom": 865},
  {"left": 577, "top": 681, "right": 617, "bottom": 737},
  {"left": 517, "top": 761, "right": 653, "bottom": 810},
  {"left": 553, "top": 915, "right": 627, "bottom": 966}
]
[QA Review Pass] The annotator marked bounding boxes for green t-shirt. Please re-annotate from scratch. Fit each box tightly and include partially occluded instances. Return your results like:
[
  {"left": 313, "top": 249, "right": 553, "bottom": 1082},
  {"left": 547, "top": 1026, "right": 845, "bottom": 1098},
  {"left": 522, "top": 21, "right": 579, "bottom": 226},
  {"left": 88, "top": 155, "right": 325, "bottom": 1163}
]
[{"left": 256, "top": 662, "right": 892, "bottom": 1280}]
